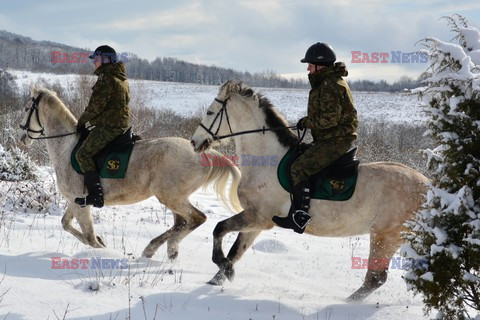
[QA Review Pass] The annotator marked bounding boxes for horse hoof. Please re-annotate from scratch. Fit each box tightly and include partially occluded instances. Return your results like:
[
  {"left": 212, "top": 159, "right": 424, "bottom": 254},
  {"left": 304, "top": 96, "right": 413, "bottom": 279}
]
[
  {"left": 168, "top": 251, "right": 178, "bottom": 261},
  {"left": 207, "top": 270, "right": 227, "bottom": 286},
  {"left": 96, "top": 235, "right": 106, "bottom": 247},
  {"left": 345, "top": 291, "right": 366, "bottom": 303},
  {"left": 224, "top": 266, "right": 235, "bottom": 282},
  {"left": 141, "top": 250, "right": 153, "bottom": 259}
]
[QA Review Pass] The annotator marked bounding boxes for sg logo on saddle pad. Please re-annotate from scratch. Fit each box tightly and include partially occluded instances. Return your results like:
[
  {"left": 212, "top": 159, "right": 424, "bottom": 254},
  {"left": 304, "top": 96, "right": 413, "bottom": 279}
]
[
  {"left": 107, "top": 158, "right": 121, "bottom": 171},
  {"left": 106, "top": 157, "right": 122, "bottom": 175},
  {"left": 330, "top": 179, "right": 345, "bottom": 190}
]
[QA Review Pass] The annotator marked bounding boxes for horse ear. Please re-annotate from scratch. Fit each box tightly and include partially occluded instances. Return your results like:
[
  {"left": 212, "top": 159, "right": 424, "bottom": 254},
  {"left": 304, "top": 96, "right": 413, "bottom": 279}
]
[
  {"left": 224, "top": 81, "right": 233, "bottom": 96},
  {"left": 253, "top": 94, "right": 260, "bottom": 106},
  {"left": 30, "top": 85, "right": 37, "bottom": 97}
]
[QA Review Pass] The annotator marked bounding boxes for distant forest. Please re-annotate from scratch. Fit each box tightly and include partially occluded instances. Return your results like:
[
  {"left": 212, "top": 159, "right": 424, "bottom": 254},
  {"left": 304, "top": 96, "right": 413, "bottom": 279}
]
[{"left": 0, "top": 30, "right": 423, "bottom": 91}]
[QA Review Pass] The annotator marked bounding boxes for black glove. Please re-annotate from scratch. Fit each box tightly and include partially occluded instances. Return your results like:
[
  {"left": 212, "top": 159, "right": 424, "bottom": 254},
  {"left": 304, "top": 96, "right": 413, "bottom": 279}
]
[
  {"left": 76, "top": 123, "right": 85, "bottom": 133},
  {"left": 296, "top": 117, "right": 307, "bottom": 131}
]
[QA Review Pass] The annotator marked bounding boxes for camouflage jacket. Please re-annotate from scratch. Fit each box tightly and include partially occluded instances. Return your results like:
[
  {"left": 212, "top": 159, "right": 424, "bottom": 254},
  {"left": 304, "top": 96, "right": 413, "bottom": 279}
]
[
  {"left": 302, "top": 62, "right": 358, "bottom": 142},
  {"left": 78, "top": 62, "right": 131, "bottom": 129}
]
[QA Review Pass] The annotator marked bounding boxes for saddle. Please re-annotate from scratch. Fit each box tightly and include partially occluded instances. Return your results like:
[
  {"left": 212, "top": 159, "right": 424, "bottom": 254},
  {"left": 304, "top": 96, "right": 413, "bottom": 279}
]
[
  {"left": 71, "top": 127, "right": 141, "bottom": 179},
  {"left": 277, "top": 144, "right": 359, "bottom": 201}
]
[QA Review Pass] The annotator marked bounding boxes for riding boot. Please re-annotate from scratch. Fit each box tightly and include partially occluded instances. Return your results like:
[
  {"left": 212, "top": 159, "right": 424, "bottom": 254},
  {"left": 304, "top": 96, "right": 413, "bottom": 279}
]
[
  {"left": 272, "top": 181, "right": 312, "bottom": 234},
  {"left": 74, "top": 171, "right": 104, "bottom": 208}
]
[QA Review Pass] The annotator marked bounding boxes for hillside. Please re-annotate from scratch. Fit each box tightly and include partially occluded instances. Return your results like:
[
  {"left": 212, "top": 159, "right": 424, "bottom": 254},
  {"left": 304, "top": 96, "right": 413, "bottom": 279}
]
[{"left": 0, "top": 30, "right": 304, "bottom": 88}]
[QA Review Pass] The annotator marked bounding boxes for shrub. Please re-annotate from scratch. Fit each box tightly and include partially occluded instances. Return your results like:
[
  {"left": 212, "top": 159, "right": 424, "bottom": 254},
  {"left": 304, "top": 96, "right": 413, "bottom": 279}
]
[
  {"left": 0, "top": 144, "right": 61, "bottom": 215},
  {"left": 0, "top": 144, "right": 38, "bottom": 182}
]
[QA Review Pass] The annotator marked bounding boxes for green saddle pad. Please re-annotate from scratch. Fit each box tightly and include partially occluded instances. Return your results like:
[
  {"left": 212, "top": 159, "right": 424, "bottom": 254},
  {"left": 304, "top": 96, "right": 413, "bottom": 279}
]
[
  {"left": 71, "top": 133, "right": 134, "bottom": 179},
  {"left": 277, "top": 147, "right": 358, "bottom": 201}
]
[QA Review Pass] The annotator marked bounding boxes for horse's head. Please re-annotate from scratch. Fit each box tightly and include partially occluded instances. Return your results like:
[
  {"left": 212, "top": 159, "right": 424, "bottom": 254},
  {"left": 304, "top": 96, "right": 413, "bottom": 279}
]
[
  {"left": 18, "top": 86, "right": 77, "bottom": 146},
  {"left": 190, "top": 80, "right": 259, "bottom": 152},
  {"left": 18, "top": 86, "right": 49, "bottom": 146}
]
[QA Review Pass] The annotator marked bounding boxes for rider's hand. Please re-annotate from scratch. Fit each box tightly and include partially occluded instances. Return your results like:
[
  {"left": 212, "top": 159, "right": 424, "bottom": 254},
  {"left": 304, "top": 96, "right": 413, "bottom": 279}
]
[
  {"left": 76, "top": 123, "right": 85, "bottom": 133},
  {"left": 296, "top": 117, "right": 307, "bottom": 131}
]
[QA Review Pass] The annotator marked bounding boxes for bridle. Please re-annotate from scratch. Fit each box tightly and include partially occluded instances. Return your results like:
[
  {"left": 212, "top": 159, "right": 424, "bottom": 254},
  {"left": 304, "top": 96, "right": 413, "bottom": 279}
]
[
  {"left": 199, "top": 98, "right": 234, "bottom": 141},
  {"left": 19, "top": 93, "right": 76, "bottom": 140},
  {"left": 199, "top": 97, "right": 298, "bottom": 141},
  {"left": 19, "top": 93, "right": 45, "bottom": 138}
]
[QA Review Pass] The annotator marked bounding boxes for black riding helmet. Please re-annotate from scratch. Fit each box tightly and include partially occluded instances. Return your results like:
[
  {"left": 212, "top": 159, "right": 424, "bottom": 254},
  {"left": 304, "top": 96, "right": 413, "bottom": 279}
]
[
  {"left": 89, "top": 45, "right": 117, "bottom": 63},
  {"left": 301, "top": 42, "right": 336, "bottom": 66}
]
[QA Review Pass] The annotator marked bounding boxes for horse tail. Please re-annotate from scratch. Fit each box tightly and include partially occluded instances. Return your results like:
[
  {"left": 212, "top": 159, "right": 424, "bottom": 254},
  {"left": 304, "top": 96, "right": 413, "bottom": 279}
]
[{"left": 201, "top": 149, "right": 243, "bottom": 213}]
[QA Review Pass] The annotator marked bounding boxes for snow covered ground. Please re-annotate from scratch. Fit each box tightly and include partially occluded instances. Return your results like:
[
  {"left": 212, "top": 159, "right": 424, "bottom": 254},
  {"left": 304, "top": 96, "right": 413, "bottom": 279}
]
[
  {"left": 0, "top": 71, "right": 433, "bottom": 319},
  {"left": 0, "top": 169, "right": 432, "bottom": 320}
]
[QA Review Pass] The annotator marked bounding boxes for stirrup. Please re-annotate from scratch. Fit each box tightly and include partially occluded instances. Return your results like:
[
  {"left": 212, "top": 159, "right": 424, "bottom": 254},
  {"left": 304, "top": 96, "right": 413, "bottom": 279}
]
[
  {"left": 292, "top": 210, "right": 311, "bottom": 230},
  {"left": 74, "top": 197, "right": 87, "bottom": 207},
  {"left": 74, "top": 194, "right": 104, "bottom": 208}
]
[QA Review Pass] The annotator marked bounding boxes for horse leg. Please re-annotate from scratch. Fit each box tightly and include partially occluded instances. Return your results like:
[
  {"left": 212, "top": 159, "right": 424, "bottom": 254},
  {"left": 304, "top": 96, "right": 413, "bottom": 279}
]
[
  {"left": 208, "top": 230, "right": 261, "bottom": 285},
  {"left": 142, "top": 222, "right": 185, "bottom": 258},
  {"left": 209, "top": 209, "right": 268, "bottom": 285},
  {"left": 142, "top": 201, "right": 206, "bottom": 259},
  {"left": 346, "top": 230, "right": 401, "bottom": 302},
  {"left": 165, "top": 213, "right": 187, "bottom": 260},
  {"left": 71, "top": 205, "right": 105, "bottom": 248},
  {"left": 61, "top": 204, "right": 89, "bottom": 245},
  {"left": 167, "top": 206, "right": 207, "bottom": 260}
]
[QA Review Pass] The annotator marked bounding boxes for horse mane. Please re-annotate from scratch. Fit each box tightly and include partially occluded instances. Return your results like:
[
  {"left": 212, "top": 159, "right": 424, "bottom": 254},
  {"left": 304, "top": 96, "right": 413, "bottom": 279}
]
[
  {"left": 224, "top": 81, "right": 297, "bottom": 148},
  {"left": 32, "top": 86, "right": 77, "bottom": 126}
]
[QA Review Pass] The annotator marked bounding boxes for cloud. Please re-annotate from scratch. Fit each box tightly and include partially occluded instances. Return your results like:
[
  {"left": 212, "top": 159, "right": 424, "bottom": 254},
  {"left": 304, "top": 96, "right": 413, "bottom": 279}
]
[
  {"left": 100, "top": 2, "right": 210, "bottom": 31},
  {"left": 237, "top": 0, "right": 293, "bottom": 25},
  {"left": 62, "top": 32, "right": 122, "bottom": 53},
  {"left": 0, "top": 13, "right": 13, "bottom": 28},
  {"left": 2, "top": 0, "right": 480, "bottom": 82}
]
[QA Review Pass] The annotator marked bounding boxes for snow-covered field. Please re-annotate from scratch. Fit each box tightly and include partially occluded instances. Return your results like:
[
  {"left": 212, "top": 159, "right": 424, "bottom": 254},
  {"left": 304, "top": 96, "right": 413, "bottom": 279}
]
[
  {"left": 1, "top": 71, "right": 432, "bottom": 319},
  {"left": 1, "top": 169, "right": 431, "bottom": 320}
]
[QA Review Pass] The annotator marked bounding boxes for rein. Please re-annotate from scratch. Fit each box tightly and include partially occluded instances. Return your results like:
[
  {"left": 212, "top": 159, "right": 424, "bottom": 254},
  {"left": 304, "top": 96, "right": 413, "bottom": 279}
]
[
  {"left": 200, "top": 97, "right": 298, "bottom": 141},
  {"left": 19, "top": 93, "right": 77, "bottom": 140}
]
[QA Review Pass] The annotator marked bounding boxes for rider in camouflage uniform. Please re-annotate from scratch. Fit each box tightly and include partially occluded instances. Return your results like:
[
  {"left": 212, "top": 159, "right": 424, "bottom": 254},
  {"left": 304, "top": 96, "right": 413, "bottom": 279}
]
[
  {"left": 273, "top": 43, "right": 358, "bottom": 233},
  {"left": 74, "top": 45, "right": 131, "bottom": 208}
]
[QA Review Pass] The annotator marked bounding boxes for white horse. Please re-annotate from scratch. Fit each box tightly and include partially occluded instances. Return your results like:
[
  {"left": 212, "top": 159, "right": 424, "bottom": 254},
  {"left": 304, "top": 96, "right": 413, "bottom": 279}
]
[
  {"left": 190, "top": 80, "right": 429, "bottom": 301},
  {"left": 18, "top": 86, "right": 242, "bottom": 259}
]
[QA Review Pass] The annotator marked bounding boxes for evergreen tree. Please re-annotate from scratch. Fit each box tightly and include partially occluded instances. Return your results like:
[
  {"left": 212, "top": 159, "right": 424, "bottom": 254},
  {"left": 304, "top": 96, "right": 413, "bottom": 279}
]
[{"left": 404, "top": 15, "right": 480, "bottom": 319}]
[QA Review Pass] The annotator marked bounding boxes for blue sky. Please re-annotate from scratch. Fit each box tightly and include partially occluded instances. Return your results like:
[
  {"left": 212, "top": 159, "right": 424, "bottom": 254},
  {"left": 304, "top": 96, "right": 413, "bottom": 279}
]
[{"left": 1, "top": 0, "right": 480, "bottom": 82}]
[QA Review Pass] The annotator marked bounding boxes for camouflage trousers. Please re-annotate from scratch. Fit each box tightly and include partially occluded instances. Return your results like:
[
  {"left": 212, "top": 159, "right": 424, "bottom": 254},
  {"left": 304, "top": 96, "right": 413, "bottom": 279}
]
[
  {"left": 291, "top": 138, "right": 355, "bottom": 186},
  {"left": 76, "top": 127, "right": 126, "bottom": 173}
]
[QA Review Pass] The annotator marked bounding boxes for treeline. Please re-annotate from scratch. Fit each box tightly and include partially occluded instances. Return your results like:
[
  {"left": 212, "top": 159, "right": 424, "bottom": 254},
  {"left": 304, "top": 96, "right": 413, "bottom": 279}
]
[
  {"left": 0, "top": 30, "right": 91, "bottom": 75},
  {"left": 0, "top": 30, "right": 306, "bottom": 88},
  {"left": 124, "top": 54, "right": 306, "bottom": 88},
  {"left": 347, "top": 75, "right": 424, "bottom": 92}
]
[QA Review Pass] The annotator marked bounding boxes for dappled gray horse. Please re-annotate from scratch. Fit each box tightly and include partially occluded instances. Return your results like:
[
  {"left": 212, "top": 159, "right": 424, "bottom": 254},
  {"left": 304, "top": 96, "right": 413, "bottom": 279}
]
[
  {"left": 190, "top": 80, "right": 429, "bottom": 301},
  {"left": 19, "top": 86, "right": 242, "bottom": 259}
]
